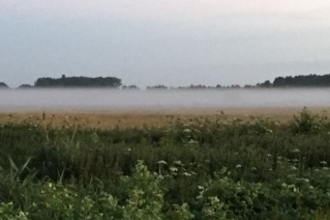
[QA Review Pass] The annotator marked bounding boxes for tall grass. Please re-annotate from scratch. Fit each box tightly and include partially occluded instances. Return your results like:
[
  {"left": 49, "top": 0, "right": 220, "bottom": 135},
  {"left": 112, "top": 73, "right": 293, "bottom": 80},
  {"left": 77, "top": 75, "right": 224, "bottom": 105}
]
[{"left": 1, "top": 108, "right": 330, "bottom": 219}]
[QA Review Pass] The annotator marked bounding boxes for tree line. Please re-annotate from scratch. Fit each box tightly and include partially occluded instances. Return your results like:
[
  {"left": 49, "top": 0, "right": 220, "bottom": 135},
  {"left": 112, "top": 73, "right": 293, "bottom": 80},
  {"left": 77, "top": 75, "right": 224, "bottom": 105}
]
[
  {"left": 34, "top": 75, "right": 122, "bottom": 88},
  {"left": 272, "top": 74, "right": 330, "bottom": 87},
  {"left": 1, "top": 75, "right": 122, "bottom": 89},
  {"left": 146, "top": 74, "right": 330, "bottom": 90},
  {"left": 1, "top": 73, "right": 330, "bottom": 90}
]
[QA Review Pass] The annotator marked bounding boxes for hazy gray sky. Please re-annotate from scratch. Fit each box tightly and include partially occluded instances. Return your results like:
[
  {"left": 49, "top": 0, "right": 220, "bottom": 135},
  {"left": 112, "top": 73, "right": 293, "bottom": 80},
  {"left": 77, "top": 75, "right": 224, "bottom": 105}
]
[{"left": 1, "top": 0, "right": 330, "bottom": 88}]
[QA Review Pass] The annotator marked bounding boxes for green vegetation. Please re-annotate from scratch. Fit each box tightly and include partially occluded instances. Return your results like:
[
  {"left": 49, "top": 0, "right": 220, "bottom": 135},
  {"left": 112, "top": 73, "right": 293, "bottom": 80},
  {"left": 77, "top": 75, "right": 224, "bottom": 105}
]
[
  {"left": 34, "top": 75, "right": 122, "bottom": 88},
  {"left": 259, "top": 73, "right": 330, "bottom": 88},
  {"left": 3, "top": 73, "right": 330, "bottom": 89},
  {"left": 1, "top": 108, "right": 330, "bottom": 219}
]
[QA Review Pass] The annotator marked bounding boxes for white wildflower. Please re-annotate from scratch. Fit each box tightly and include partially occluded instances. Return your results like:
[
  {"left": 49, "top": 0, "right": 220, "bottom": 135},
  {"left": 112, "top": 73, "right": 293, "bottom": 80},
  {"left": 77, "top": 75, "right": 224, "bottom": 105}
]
[
  {"left": 182, "top": 172, "right": 192, "bottom": 177},
  {"left": 198, "top": 185, "right": 205, "bottom": 190},
  {"left": 291, "top": 148, "right": 300, "bottom": 153},
  {"left": 320, "top": 161, "right": 327, "bottom": 165},
  {"left": 157, "top": 160, "right": 167, "bottom": 165},
  {"left": 183, "top": 128, "right": 191, "bottom": 133},
  {"left": 291, "top": 166, "right": 298, "bottom": 170}
]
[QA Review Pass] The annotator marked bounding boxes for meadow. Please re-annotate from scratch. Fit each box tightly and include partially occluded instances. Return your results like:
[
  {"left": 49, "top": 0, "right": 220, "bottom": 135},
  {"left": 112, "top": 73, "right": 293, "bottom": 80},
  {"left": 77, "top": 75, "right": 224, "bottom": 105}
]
[{"left": 1, "top": 108, "right": 330, "bottom": 219}]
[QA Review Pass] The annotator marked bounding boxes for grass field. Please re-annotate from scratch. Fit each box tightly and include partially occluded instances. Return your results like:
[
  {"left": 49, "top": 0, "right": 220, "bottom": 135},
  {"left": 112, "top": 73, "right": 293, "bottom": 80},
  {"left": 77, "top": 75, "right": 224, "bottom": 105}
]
[
  {"left": 1, "top": 107, "right": 330, "bottom": 128},
  {"left": 1, "top": 107, "right": 330, "bottom": 219}
]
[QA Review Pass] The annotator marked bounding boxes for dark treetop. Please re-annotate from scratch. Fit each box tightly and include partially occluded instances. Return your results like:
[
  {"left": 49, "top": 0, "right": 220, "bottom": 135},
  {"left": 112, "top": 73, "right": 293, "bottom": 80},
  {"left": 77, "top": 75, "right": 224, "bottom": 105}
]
[
  {"left": 0, "top": 82, "right": 9, "bottom": 89},
  {"left": 257, "top": 74, "right": 330, "bottom": 88},
  {"left": 34, "top": 75, "right": 122, "bottom": 88}
]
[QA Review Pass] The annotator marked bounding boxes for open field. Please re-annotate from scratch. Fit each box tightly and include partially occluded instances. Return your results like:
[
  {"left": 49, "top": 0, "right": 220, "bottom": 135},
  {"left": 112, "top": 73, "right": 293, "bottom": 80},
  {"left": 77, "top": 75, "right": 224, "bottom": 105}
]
[
  {"left": 1, "top": 107, "right": 330, "bottom": 128},
  {"left": 2, "top": 107, "right": 330, "bottom": 219}
]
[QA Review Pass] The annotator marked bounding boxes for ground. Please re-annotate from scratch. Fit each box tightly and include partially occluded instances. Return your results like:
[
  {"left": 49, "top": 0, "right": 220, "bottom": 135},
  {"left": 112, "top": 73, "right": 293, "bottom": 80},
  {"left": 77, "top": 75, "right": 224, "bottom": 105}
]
[{"left": 1, "top": 107, "right": 329, "bottom": 128}]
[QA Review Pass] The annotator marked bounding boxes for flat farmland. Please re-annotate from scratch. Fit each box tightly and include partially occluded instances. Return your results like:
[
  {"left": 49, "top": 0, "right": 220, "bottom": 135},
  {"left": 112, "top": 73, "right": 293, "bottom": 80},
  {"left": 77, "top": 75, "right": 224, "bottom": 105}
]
[
  {"left": 2, "top": 106, "right": 330, "bottom": 218},
  {"left": 1, "top": 107, "right": 330, "bottom": 128}
]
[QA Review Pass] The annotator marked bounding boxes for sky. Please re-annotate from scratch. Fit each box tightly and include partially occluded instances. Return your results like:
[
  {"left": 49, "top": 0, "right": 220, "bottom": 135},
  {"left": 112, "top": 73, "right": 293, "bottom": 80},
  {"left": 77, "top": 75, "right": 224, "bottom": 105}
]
[{"left": 1, "top": 0, "right": 330, "bottom": 88}]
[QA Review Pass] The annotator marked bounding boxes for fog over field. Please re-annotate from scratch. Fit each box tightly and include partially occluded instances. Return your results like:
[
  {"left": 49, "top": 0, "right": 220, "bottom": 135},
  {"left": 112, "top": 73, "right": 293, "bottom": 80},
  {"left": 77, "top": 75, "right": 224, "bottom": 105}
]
[{"left": 0, "top": 89, "right": 330, "bottom": 112}]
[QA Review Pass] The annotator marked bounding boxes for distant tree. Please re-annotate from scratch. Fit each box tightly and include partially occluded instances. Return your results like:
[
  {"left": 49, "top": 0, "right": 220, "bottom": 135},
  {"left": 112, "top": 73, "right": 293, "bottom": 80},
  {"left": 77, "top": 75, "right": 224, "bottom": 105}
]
[
  {"left": 175, "top": 84, "right": 217, "bottom": 90},
  {"left": 273, "top": 74, "right": 330, "bottom": 87},
  {"left": 273, "top": 77, "right": 285, "bottom": 87},
  {"left": 244, "top": 84, "right": 253, "bottom": 88},
  {"left": 0, "top": 82, "right": 9, "bottom": 89},
  {"left": 34, "top": 76, "right": 122, "bottom": 88},
  {"left": 18, "top": 84, "right": 33, "bottom": 89},
  {"left": 34, "top": 77, "right": 56, "bottom": 87},
  {"left": 188, "top": 84, "right": 207, "bottom": 90},
  {"left": 146, "top": 85, "right": 168, "bottom": 90},
  {"left": 258, "top": 80, "right": 272, "bottom": 88},
  {"left": 230, "top": 84, "right": 241, "bottom": 88},
  {"left": 121, "top": 85, "right": 140, "bottom": 90}
]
